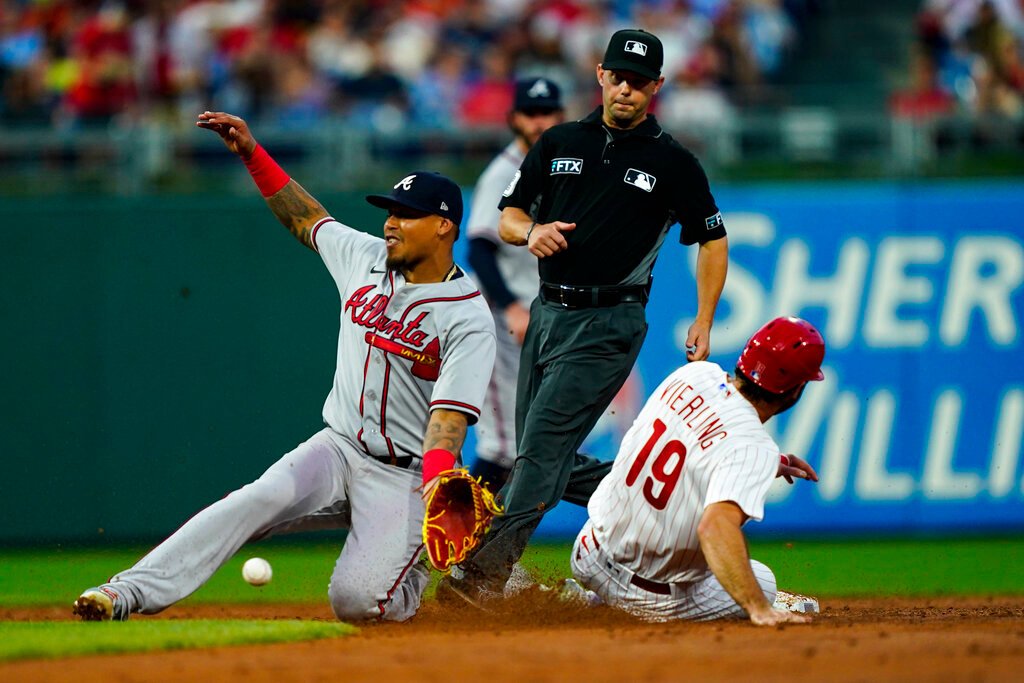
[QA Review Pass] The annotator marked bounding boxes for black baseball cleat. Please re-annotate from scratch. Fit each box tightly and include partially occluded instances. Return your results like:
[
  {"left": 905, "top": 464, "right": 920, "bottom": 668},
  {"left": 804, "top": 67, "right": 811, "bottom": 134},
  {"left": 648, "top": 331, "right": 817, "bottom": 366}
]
[{"left": 435, "top": 572, "right": 501, "bottom": 612}]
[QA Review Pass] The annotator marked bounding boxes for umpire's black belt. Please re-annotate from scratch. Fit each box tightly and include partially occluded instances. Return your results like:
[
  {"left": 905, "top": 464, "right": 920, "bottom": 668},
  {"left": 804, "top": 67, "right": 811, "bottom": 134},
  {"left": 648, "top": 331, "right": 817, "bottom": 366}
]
[{"left": 540, "top": 283, "right": 648, "bottom": 309}]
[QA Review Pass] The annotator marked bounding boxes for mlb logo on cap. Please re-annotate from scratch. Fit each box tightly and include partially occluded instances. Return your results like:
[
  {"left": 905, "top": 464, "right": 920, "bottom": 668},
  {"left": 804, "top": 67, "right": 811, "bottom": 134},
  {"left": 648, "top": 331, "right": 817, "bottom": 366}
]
[
  {"left": 624, "top": 40, "right": 648, "bottom": 56},
  {"left": 601, "top": 29, "right": 663, "bottom": 81}
]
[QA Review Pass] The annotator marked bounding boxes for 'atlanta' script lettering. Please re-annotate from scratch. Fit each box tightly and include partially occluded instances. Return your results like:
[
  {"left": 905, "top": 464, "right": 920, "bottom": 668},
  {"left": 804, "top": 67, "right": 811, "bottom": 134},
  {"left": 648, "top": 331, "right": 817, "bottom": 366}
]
[{"left": 344, "top": 285, "right": 429, "bottom": 346}]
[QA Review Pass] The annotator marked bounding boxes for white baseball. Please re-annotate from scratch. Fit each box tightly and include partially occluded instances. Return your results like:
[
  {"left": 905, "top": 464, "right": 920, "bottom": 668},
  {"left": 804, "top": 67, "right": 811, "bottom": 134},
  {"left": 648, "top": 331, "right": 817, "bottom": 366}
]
[{"left": 242, "top": 557, "right": 273, "bottom": 586}]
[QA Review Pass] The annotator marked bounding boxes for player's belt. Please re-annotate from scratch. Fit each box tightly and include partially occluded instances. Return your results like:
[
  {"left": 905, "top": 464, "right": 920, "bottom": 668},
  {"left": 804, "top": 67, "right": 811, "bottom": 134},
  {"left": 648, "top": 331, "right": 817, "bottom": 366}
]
[
  {"left": 629, "top": 574, "right": 672, "bottom": 595},
  {"left": 540, "top": 282, "right": 649, "bottom": 309},
  {"left": 368, "top": 454, "right": 414, "bottom": 469}
]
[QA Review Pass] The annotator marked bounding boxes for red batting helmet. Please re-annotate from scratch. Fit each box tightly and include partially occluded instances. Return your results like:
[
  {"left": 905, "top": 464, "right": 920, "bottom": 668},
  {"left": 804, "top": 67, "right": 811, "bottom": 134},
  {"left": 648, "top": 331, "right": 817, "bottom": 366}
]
[{"left": 736, "top": 317, "right": 825, "bottom": 394}]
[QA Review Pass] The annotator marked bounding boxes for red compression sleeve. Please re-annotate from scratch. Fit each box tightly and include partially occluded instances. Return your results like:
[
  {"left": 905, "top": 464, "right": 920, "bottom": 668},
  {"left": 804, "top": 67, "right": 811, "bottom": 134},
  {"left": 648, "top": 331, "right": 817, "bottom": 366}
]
[
  {"left": 243, "top": 144, "right": 290, "bottom": 197},
  {"left": 422, "top": 449, "right": 457, "bottom": 485}
]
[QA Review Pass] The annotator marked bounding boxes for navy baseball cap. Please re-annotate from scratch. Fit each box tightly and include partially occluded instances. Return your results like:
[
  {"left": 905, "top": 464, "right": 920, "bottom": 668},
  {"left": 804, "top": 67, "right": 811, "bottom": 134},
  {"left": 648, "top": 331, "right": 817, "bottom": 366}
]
[
  {"left": 513, "top": 77, "right": 563, "bottom": 112},
  {"left": 366, "top": 171, "right": 463, "bottom": 226},
  {"left": 601, "top": 29, "right": 663, "bottom": 81}
]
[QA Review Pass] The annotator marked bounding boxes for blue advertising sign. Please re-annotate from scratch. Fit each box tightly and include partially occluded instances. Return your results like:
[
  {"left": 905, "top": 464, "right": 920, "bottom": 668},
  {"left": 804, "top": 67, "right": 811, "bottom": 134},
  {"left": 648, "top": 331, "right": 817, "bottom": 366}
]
[{"left": 463, "top": 182, "right": 1024, "bottom": 537}]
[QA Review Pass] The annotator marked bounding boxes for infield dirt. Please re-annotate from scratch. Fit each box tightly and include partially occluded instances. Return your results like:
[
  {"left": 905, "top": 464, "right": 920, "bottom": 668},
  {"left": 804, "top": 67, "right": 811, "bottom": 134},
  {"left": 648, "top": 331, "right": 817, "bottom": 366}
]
[{"left": 3, "top": 595, "right": 1023, "bottom": 681}]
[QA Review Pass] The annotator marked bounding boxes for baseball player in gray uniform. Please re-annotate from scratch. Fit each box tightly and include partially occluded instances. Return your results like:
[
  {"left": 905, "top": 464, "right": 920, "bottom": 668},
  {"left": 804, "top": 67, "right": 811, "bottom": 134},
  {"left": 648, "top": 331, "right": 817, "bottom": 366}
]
[
  {"left": 466, "top": 77, "right": 565, "bottom": 491},
  {"left": 572, "top": 317, "right": 824, "bottom": 625},
  {"left": 72, "top": 112, "right": 495, "bottom": 623}
]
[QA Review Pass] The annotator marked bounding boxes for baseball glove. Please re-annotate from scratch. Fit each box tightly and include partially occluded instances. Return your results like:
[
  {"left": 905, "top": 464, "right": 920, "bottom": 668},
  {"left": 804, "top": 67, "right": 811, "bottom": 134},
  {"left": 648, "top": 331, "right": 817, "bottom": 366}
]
[{"left": 422, "top": 468, "right": 502, "bottom": 572}]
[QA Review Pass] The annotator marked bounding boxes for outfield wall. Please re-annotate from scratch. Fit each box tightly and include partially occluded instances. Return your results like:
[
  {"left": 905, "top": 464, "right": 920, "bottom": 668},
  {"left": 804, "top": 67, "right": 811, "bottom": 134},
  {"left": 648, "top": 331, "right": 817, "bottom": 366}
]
[{"left": 1, "top": 182, "right": 1022, "bottom": 543}]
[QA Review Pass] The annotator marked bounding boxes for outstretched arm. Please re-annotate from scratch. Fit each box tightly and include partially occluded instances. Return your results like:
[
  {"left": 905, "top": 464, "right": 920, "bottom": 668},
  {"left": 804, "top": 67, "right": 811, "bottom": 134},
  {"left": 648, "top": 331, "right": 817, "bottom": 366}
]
[
  {"left": 698, "top": 501, "right": 810, "bottom": 626},
  {"left": 197, "top": 111, "right": 328, "bottom": 250},
  {"left": 686, "top": 235, "right": 728, "bottom": 361}
]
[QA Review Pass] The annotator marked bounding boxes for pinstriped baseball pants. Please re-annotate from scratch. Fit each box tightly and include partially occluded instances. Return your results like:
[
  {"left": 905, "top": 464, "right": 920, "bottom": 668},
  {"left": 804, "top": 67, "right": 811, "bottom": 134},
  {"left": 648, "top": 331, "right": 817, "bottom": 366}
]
[{"left": 570, "top": 521, "right": 777, "bottom": 622}]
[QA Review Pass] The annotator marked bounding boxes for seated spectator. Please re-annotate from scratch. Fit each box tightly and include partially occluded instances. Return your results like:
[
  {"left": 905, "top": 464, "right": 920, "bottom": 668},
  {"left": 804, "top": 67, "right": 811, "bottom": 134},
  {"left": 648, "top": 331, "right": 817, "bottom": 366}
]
[
  {"left": 63, "top": 3, "right": 136, "bottom": 125},
  {"left": 410, "top": 46, "right": 470, "bottom": 130},
  {"left": 271, "top": 53, "right": 331, "bottom": 128},
  {"left": 889, "top": 47, "right": 955, "bottom": 119},
  {"left": 744, "top": 0, "right": 795, "bottom": 77},
  {"left": 340, "top": 41, "right": 410, "bottom": 132},
  {"left": 660, "top": 45, "right": 736, "bottom": 134},
  {"left": 460, "top": 45, "right": 514, "bottom": 127},
  {"left": 307, "top": 4, "right": 372, "bottom": 81}
]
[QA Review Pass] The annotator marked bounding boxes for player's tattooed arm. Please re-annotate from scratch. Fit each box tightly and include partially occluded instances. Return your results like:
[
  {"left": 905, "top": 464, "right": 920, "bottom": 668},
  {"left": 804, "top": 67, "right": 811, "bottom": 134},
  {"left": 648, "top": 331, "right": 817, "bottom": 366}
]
[
  {"left": 422, "top": 409, "right": 469, "bottom": 457},
  {"left": 265, "top": 181, "right": 329, "bottom": 250}
]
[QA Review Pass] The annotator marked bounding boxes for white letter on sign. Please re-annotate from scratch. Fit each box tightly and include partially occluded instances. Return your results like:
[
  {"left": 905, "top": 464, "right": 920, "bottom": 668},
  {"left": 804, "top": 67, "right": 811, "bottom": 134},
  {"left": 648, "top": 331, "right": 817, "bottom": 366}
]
[
  {"left": 940, "top": 236, "right": 1024, "bottom": 346},
  {"left": 864, "top": 236, "right": 944, "bottom": 347},
  {"left": 855, "top": 390, "right": 914, "bottom": 500},
  {"left": 989, "top": 388, "right": 1024, "bottom": 498},
  {"left": 922, "top": 390, "right": 982, "bottom": 500}
]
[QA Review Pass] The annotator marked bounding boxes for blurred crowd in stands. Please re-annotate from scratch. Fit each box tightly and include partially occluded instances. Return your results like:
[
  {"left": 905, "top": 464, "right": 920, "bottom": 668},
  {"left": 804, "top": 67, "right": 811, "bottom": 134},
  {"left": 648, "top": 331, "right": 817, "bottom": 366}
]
[
  {"left": 0, "top": 0, "right": 818, "bottom": 132},
  {"left": 892, "top": 0, "right": 1024, "bottom": 122}
]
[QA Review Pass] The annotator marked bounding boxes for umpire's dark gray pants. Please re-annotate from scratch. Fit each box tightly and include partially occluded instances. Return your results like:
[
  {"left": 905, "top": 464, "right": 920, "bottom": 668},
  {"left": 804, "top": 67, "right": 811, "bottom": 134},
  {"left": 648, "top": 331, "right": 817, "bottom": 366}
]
[{"left": 467, "top": 297, "right": 647, "bottom": 583}]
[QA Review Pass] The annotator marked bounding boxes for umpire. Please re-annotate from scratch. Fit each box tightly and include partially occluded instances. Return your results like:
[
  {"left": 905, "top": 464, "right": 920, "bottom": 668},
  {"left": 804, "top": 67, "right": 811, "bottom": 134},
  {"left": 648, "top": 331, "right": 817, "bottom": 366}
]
[{"left": 442, "top": 28, "right": 729, "bottom": 604}]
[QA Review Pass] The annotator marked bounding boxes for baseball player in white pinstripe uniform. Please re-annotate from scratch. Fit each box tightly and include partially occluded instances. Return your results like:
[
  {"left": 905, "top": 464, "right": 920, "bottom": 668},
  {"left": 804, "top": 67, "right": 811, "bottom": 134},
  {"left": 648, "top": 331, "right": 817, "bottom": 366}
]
[
  {"left": 571, "top": 317, "right": 824, "bottom": 625},
  {"left": 73, "top": 112, "right": 495, "bottom": 623},
  {"left": 466, "top": 77, "right": 564, "bottom": 491}
]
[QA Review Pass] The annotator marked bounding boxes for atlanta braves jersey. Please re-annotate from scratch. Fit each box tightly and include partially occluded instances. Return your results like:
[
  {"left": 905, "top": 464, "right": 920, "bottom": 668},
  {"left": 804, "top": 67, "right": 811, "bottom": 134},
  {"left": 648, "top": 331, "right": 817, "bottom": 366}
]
[
  {"left": 466, "top": 141, "right": 538, "bottom": 307},
  {"left": 587, "top": 361, "right": 780, "bottom": 584},
  {"left": 311, "top": 216, "right": 497, "bottom": 462}
]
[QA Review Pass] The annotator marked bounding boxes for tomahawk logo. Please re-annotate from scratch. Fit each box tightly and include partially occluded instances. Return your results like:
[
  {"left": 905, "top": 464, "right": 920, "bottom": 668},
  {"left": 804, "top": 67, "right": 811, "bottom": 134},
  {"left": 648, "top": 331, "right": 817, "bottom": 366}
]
[
  {"left": 395, "top": 175, "right": 416, "bottom": 191},
  {"left": 551, "top": 158, "right": 583, "bottom": 175},
  {"left": 625, "top": 41, "right": 647, "bottom": 56},
  {"left": 527, "top": 79, "right": 550, "bottom": 98},
  {"left": 624, "top": 168, "right": 656, "bottom": 192}
]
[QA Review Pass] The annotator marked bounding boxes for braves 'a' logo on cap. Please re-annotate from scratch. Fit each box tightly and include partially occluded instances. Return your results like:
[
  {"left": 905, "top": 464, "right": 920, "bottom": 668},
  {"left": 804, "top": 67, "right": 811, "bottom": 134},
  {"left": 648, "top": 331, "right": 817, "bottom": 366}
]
[
  {"left": 527, "top": 79, "right": 550, "bottom": 98},
  {"left": 625, "top": 40, "right": 648, "bottom": 56},
  {"left": 395, "top": 174, "right": 416, "bottom": 191}
]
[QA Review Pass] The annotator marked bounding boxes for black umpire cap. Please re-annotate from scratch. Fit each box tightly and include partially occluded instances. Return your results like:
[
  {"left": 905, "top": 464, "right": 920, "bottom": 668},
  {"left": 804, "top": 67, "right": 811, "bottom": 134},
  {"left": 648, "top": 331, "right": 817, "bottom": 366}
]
[
  {"left": 513, "top": 77, "right": 563, "bottom": 112},
  {"left": 366, "top": 171, "right": 463, "bottom": 227},
  {"left": 601, "top": 29, "right": 663, "bottom": 81}
]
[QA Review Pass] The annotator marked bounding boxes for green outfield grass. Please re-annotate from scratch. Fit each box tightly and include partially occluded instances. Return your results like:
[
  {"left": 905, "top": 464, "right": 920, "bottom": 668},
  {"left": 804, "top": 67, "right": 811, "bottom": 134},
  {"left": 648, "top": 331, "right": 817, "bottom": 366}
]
[
  {"left": 2, "top": 536, "right": 1022, "bottom": 609},
  {"left": 0, "top": 620, "right": 355, "bottom": 662}
]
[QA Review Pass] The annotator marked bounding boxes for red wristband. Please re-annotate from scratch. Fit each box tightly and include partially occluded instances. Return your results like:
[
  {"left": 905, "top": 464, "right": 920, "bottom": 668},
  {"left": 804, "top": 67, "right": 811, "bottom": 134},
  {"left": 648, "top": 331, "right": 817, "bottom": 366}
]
[
  {"left": 422, "top": 448, "right": 457, "bottom": 485},
  {"left": 243, "top": 144, "right": 290, "bottom": 197}
]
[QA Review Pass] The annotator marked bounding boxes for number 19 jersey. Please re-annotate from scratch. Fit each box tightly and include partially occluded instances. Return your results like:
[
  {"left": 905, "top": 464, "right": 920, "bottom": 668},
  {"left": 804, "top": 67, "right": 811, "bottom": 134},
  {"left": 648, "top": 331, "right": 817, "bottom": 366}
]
[{"left": 587, "top": 361, "right": 781, "bottom": 584}]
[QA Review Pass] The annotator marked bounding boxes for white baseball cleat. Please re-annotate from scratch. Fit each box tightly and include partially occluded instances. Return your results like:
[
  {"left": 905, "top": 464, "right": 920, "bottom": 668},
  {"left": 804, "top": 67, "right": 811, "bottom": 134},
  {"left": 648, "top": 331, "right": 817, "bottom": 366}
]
[
  {"left": 558, "top": 578, "right": 604, "bottom": 607},
  {"left": 773, "top": 589, "right": 819, "bottom": 614},
  {"left": 73, "top": 588, "right": 116, "bottom": 621}
]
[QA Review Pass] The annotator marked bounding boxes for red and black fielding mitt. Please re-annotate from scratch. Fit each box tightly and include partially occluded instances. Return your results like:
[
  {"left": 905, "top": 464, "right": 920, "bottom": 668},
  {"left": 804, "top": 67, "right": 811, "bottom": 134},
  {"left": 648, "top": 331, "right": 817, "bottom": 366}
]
[{"left": 421, "top": 455, "right": 502, "bottom": 572}]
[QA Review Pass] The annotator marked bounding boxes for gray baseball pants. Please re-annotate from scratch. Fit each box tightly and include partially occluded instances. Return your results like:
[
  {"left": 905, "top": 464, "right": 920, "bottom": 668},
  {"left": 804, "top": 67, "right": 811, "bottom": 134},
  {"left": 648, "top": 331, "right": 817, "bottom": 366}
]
[{"left": 99, "top": 428, "right": 429, "bottom": 621}]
